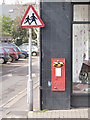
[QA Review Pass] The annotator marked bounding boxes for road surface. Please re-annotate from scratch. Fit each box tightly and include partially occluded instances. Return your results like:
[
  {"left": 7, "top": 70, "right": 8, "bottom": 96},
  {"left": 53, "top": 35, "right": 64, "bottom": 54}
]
[{"left": 0, "top": 56, "right": 39, "bottom": 118}]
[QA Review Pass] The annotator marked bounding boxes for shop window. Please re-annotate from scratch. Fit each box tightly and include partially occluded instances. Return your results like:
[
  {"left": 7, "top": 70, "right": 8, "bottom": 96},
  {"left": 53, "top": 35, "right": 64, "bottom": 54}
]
[
  {"left": 72, "top": 4, "right": 90, "bottom": 93},
  {"left": 73, "top": 5, "right": 90, "bottom": 21}
]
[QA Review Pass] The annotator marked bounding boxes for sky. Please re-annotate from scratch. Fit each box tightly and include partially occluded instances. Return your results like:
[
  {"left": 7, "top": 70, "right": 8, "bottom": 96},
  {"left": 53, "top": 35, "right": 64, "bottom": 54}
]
[
  {"left": 0, "top": 0, "right": 36, "bottom": 5},
  {"left": 0, "top": 0, "right": 89, "bottom": 4}
]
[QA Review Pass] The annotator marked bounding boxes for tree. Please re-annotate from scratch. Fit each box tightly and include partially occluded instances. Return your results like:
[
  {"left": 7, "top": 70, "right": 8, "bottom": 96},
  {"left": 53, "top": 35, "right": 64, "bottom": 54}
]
[
  {"left": 32, "top": 28, "right": 37, "bottom": 40},
  {"left": 0, "top": 11, "right": 38, "bottom": 45},
  {"left": 11, "top": 16, "right": 28, "bottom": 45},
  {"left": 12, "top": 16, "right": 28, "bottom": 40},
  {"left": 0, "top": 15, "right": 12, "bottom": 35}
]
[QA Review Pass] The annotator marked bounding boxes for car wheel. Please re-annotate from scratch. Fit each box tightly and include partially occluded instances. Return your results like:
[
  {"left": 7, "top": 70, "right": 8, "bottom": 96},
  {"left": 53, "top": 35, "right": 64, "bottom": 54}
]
[
  {"left": 22, "top": 54, "right": 27, "bottom": 59},
  {"left": 3, "top": 61, "right": 7, "bottom": 64},
  {"left": 9, "top": 56, "right": 13, "bottom": 62},
  {"left": 32, "top": 52, "right": 37, "bottom": 56},
  {"left": 0, "top": 58, "right": 5, "bottom": 64},
  {"left": 15, "top": 55, "right": 19, "bottom": 61},
  {"left": 15, "top": 59, "right": 18, "bottom": 61}
]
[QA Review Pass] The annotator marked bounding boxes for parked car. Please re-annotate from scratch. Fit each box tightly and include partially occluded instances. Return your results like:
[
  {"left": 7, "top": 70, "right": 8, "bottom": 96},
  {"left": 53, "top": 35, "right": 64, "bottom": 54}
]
[
  {"left": 19, "top": 44, "right": 39, "bottom": 56},
  {"left": 19, "top": 44, "right": 29, "bottom": 55},
  {"left": 32, "top": 45, "right": 39, "bottom": 56},
  {"left": 3, "top": 47, "right": 18, "bottom": 62},
  {"left": 0, "top": 47, "right": 10, "bottom": 64},
  {"left": 0, "top": 43, "right": 23, "bottom": 59},
  {"left": 21, "top": 50, "right": 28, "bottom": 58},
  {"left": 11, "top": 45, "right": 23, "bottom": 59}
]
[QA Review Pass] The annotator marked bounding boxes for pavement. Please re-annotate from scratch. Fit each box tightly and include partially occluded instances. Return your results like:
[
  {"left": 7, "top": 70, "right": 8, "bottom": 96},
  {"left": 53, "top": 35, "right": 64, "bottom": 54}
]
[
  {"left": 28, "top": 108, "right": 89, "bottom": 119},
  {"left": 1, "top": 89, "right": 28, "bottom": 118},
  {"left": 28, "top": 81, "right": 89, "bottom": 119},
  {"left": 28, "top": 74, "right": 90, "bottom": 119},
  {"left": 0, "top": 79, "right": 40, "bottom": 118}
]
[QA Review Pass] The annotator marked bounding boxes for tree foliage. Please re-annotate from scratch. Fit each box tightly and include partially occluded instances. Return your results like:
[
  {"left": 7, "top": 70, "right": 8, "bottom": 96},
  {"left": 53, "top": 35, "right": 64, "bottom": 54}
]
[
  {"left": 11, "top": 16, "right": 28, "bottom": 40},
  {"left": 32, "top": 28, "right": 37, "bottom": 40},
  {"left": 0, "top": 15, "right": 38, "bottom": 45},
  {"left": 0, "top": 15, "right": 12, "bottom": 35}
]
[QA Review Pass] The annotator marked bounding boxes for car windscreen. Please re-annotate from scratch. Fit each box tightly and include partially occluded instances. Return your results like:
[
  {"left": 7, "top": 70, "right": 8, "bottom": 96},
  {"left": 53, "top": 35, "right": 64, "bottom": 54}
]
[
  {"left": 0, "top": 48, "right": 3, "bottom": 53},
  {"left": 13, "top": 48, "right": 17, "bottom": 53},
  {"left": 19, "top": 45, "right": 28, "bottom": 50},
  {"left": 3, "top": 48, "right": 9, "bottom": 53}
]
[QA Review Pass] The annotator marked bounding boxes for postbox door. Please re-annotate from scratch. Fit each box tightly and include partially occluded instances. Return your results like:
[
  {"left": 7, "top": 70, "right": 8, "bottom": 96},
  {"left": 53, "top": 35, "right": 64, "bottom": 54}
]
[{"left": 51, "top": 58, "right": 65, "bottom": 91}]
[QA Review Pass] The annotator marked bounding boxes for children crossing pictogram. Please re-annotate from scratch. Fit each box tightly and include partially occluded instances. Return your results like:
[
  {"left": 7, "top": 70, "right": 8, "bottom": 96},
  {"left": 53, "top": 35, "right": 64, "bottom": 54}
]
[
  {"left": 29, "top": 13, "right": 37, "bottom": 25},
  {"left": 24, "top": 15, "right": 30, "bottom": 25},
  {"left": 21, "top": 5, "right": 45, "bottom": 28}
]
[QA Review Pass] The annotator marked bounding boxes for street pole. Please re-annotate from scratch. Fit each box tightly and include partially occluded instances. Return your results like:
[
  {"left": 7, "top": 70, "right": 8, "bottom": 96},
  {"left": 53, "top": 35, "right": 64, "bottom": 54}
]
[{"left": 27, "top": 28, "right": 33, "bottom": 111}]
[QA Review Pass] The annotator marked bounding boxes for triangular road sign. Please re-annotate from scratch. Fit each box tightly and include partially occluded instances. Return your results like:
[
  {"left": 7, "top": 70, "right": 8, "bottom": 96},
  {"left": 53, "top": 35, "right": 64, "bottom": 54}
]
[{"left": 21, "top": 5, "right": 45, "bottom": 28}]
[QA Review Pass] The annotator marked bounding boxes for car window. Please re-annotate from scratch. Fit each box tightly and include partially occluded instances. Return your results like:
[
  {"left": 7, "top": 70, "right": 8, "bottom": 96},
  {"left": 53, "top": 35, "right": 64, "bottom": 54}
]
[
  {"left": 19, "top": 46, "right": 25, "bottom": 49},
  {"left": 13, "top": 48, "right": 17, "bottom": 52},
  {"left": 4, "top": 48, "right": 9, "bottom": 53},
  {"left": 32, "top": 46, "right": 37, "bottom": 49},
  {"left": 15, "top": 47, "right": 19, "bottom": 52},
  {"left": 17, "top": 46, "right": 21, "bottom": 51},
  {"left": 0, "top": 48, "right": 3, "bottom": 53},
  {"left": 19, "top": 45, "right": 29, "bottom": 50}
]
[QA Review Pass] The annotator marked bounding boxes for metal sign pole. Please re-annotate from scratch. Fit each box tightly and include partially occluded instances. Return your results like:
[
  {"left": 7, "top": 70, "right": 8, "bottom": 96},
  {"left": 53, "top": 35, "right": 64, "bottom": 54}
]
[
  {"left": 28, "top": 28, "right": 33, "bottom": 111},
  {"left": 21, "top": 5, "right": 44, "bottom": 111}
]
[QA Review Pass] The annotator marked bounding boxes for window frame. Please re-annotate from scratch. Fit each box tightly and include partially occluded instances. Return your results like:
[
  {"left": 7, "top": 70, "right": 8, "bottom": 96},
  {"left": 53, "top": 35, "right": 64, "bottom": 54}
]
[{"left": 72, "top": 2, "right": 90, "bottom": 95}]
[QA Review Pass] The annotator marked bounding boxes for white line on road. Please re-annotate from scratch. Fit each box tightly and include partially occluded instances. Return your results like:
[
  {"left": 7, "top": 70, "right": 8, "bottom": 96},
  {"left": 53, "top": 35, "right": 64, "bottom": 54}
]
[
  {"left": 0, "top": 61, "right": 38, "bottom": 79},
  {"left": 0, "top": 88, "right": 27, "bottom": 108},
  {"left": 0, "top": 80, "right": 39, "bottom": 108},
  {"left": 27, "top": 73, "right": 36, "bottom": 77},
  {"left": 0, "top": 58, "right": 39, "bottom": 108}
]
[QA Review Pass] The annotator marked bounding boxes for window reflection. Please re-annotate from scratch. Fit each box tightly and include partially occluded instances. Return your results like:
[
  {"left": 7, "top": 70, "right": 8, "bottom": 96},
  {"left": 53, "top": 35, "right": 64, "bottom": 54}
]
[
  {"left": 73, "top": 24, "right": 90, "bottom": 93},
  {"left": 74, "top": 5, "right": 90, "bottom": 21}
]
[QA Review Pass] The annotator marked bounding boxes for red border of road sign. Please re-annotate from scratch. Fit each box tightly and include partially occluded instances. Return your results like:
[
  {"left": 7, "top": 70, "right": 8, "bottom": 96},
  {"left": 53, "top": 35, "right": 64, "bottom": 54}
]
[{"left": 21, "top": 5, "right": 45, "bottom": 28}]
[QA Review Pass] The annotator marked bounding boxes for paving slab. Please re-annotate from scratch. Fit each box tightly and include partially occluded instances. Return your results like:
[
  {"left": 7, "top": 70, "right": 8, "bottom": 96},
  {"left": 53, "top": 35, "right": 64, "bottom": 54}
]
[{"left": 28, "top": 108, "right": 88, "bottom": 118}]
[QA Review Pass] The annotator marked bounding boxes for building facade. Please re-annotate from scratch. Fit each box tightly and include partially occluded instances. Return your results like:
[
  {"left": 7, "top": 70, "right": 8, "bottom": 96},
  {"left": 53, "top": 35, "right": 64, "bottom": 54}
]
[
  {"left": 40, "top": 2, "right": 90, "bottom": 110},
  {"left": 0, "top": 35, "right": 12, "bottom": 42}
]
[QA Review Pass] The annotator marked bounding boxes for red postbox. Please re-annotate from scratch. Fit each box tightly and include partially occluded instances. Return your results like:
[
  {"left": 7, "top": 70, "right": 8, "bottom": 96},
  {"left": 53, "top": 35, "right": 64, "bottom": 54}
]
[{"left": 51, "top": 58, "right": 65, "bottom": 91}]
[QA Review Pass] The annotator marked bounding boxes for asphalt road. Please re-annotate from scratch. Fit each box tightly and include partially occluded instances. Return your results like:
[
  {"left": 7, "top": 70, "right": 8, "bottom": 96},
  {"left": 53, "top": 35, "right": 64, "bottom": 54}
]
[{"left": 0, "top": 56, "right": 39, "bottom": 107}]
